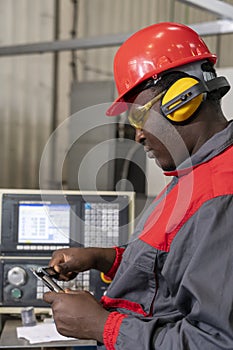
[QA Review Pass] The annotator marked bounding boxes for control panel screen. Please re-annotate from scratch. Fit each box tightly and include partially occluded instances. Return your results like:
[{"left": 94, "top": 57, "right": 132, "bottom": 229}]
[
  {"left": 18, "top": 202, "right": 70, "bottom": 244},
  {"left": 0, "top": 191, "right": 132, "bottom": 256}
]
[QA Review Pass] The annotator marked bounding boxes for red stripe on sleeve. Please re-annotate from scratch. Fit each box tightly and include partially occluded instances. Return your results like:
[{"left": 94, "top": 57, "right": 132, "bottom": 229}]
[
  {"left": 101, "top": 295, "right": 148, "bottom": 316},
  {"left": 103, "top": 311, "right": 127, "bottom": 350},
  {"left": 105, "top": 247, "right": 125, "bottom": 279}
]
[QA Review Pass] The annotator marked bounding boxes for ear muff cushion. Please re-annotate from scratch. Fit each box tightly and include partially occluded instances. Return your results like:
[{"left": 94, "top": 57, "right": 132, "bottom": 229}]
[{"left": 161, "top": 77, "right": 204, "bottom": 123}]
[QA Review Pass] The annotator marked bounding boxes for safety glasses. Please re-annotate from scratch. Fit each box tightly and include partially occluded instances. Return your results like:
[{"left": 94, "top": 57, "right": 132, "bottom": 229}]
[{"left": 128, "top": 90, "right": 166, "bottom": 129}]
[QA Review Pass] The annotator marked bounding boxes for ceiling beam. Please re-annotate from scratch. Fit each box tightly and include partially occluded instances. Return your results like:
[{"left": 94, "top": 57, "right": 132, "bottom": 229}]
[
  {"left": 0, "top": 19, "right": 232, "bottom": 57},
  {"left": 191, "top": 19, "right": 233, "bottom": 36},
  {"left": 178, "top": 0, "right": 233, "bottom": 20},
  {"left": 0, "top": 34, "right": 130, "bottom": 57}
]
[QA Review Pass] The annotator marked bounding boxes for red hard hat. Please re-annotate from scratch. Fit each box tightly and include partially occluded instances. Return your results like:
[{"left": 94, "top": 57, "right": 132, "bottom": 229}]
[{"left": 106, "top": 22, "right": 217, "bottom": 116}]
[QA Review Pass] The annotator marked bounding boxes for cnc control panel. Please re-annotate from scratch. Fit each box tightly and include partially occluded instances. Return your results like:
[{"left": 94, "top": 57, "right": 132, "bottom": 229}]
[
  {"left": 0, "top": 189, "right": 134, "bottom": 310},
  {"left": 0, "top": 258, "right": 111, "bottom": 307}
]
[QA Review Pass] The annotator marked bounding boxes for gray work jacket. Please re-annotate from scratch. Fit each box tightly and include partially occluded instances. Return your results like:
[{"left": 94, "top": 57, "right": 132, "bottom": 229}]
[{"left": 99, "top": 121, "right": 233, "bottom": 350}]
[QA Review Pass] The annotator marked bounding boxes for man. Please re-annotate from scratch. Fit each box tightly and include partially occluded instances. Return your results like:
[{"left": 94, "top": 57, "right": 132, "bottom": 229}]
[{"left": 43, "top": 22, "right": 233, "bottom": 349}]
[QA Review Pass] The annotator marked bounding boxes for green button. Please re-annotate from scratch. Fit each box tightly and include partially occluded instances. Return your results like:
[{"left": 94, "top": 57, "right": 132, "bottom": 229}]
[{"left": 11, "top": 288, "right": 22, "bottom": 299}]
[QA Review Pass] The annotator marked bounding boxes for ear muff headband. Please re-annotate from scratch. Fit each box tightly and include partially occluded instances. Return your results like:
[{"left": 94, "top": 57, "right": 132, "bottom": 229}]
[{"left": 161, "top": 77, "right": 204, "bottom": 123}]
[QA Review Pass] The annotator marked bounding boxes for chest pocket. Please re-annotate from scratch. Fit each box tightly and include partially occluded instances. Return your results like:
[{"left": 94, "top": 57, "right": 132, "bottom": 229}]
[{"left": 105, "top": 240, "right": 158, "bottom": 316}]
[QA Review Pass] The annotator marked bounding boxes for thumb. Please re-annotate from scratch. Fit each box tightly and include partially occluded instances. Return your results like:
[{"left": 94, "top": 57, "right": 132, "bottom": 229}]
[
  {"left": 54, "top": 262, "right": 74, "bottom": 274},
  {"left": 64, "top": 288, "right": 83, "bottom": 294},
  {"left": 53, "top": 263, "right": 78, "bottom": 281},
  {"left": 43, "top": 291, "right": 57, "bottom": 304}
]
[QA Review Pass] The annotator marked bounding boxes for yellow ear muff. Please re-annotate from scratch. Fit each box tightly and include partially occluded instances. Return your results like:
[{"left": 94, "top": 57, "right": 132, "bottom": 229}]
[{"left": 161, "top": 77, "right": 204, "bottom": 123}]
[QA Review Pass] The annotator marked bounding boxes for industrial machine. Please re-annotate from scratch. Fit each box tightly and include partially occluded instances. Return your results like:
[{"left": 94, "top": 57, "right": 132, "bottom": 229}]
[{"left": 0, "top": 189, "right": 134, "bottom": 312}]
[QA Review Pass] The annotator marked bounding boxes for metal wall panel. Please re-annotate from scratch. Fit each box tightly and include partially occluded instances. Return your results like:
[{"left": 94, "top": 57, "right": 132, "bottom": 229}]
[
  {"left": 0, "top": 0, "right": 54, "bottom": 188},
  {"left": 68, "top": 80, "right": 116, "bottom": 191}
]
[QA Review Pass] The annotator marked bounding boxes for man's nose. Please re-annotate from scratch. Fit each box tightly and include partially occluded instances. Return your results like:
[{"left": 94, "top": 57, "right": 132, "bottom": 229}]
[{"left": 135, "top": 128, "right": 145, "bottom": 144}]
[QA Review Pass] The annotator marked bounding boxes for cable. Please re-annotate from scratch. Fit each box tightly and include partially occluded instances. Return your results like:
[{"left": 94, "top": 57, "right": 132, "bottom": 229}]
[{"left": 70, "top": 0, "right": 79, "bottom": 81}]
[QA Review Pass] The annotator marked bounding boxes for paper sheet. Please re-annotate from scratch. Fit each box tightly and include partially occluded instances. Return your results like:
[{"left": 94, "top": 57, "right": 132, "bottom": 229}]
[{"left": 17, "top": 322, "right": 77, "bottom": 344}]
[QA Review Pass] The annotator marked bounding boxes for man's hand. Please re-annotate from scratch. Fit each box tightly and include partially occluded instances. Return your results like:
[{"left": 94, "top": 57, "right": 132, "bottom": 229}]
[
  {"left": 49, "top": 247, "right": 116, "bottom": 280},
  {"left": 49, "top": 247, "right": 95, "bottom": 281},
  {"left": 43, "top": 290, "right": 109, "bottom": 343}
]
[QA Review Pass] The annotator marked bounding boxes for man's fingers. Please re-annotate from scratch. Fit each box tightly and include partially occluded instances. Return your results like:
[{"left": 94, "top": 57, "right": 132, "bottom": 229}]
[
  {"left": 43, "top": 291, "right": 57, "bottom": 304},
  {"left": 64, "top": 289, "right": 82, "bottom": 294},
  {"left": 49, "top": 264, "right": 77, "bottom": 281}
]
